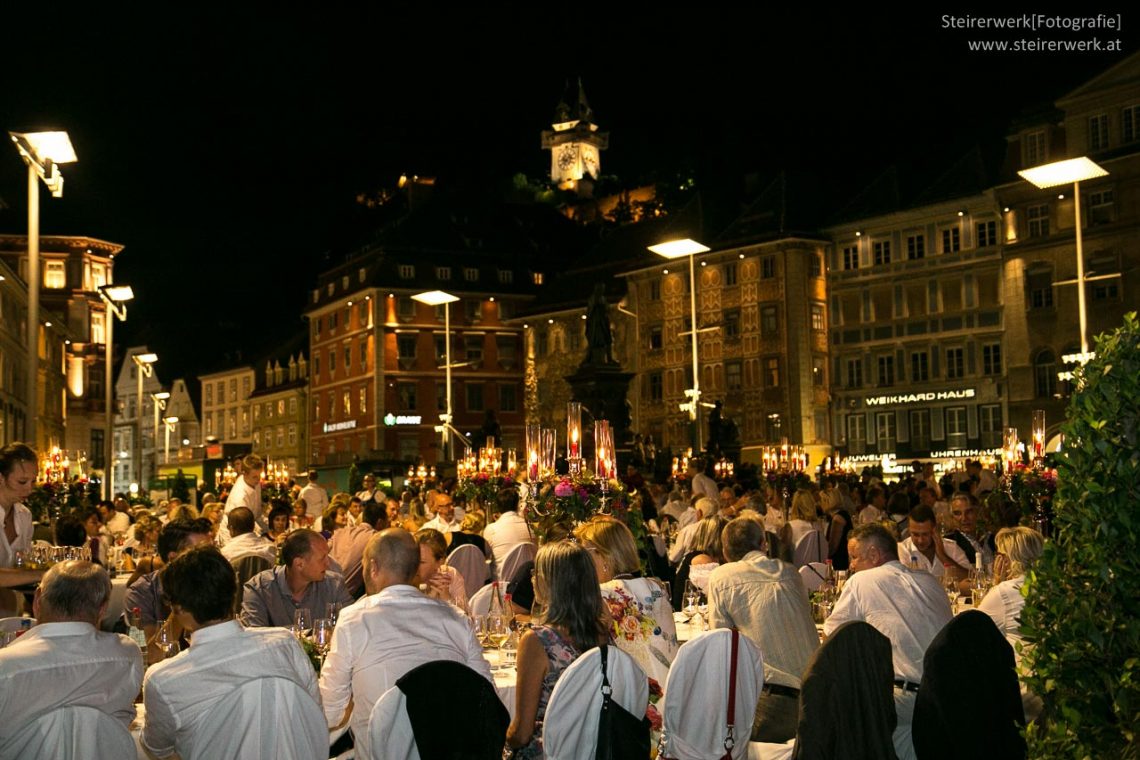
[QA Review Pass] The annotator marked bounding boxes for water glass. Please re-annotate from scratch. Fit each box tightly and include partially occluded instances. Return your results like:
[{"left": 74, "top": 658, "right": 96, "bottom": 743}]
[
  {"left": 325, "top": 602, "right": 340, "bottom": 627},
  {"left": 156, "top": 621, "right": 180, "bottom": 659},
  {"left": 294, "top": 607, "right": 312, "bottom": 635}
]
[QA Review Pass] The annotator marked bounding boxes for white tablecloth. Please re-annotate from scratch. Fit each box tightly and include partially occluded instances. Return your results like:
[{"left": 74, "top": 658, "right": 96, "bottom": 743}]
[{"left": 485, "top": 649, "right": 518, "bottom": 720}]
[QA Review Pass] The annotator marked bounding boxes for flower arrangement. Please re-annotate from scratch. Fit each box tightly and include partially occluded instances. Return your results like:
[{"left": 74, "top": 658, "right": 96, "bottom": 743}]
[
  {"left": 991, "top": 462, "right": 1057, "bottom": 528},
  {"left": 526, "top": 474, "right": 640, "bottom": 542},
  {"left": 455, "top": 472, "right": 518, "bottom": 510}
]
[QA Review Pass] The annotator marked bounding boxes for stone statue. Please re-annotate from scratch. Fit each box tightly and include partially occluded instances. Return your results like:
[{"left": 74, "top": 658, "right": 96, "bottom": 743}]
[{"left": 583, "top": 283, "right": 617, "bottom": 366}]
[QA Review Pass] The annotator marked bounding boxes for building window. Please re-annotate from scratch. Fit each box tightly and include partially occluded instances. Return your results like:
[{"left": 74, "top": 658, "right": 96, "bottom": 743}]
[
  {"left": 648, "top": 372, "right": 663, "bottom": 402},
  {"left": 812, "top": 356, "right": 825, "bottom": 386},
  {"left": 398, "top": 264, "right": 415, "bottom": 279},
  {"left": 44, "top": 260, "right": 66, "bottom": 288},
  {"left": 314, "top": 396, "right": 320, "bottom": 420},
  {"left": 846, "top": 415, "right": 866, "bottom": 455},
  {"left": 342, "top": 391, "right": 351, "bottom": 416},
  {"left": 809, "top": 252, "right": 823, "bottom": 278},
  {"left": 436, "top": 383, "right": 447, "bottom": 412},
  {"left": 497, "top": 269, "right": 513, "bottom": 284},
  {"left": 945, "top": 347, "right": 965, "bottom": 379},
  {"left": 726, "top": 361, "right": 742, "bottom": 391},
  {"left": 398, "top": 382, "right": 417, "bottom": 411},
  {"left": 464, "top": 336, "right": 483, "bottom": 364},
  {"left": 290, "top": 397, "right": 297, "bottom": 415},
  {"left": 907, "top": 234, "right": 925, "bottom": 260},
  {"left": 910, "top": 409, "right": 931, "bottom": 451},
  {"left": 764, "top": 358, "right": 780, "bottom": 388},
  {"left": 1027, "top": 269, "right": 1053, "bottom": 309},
  {"left": 724, "top": 263, "right": 738, "bottom": 286},
  {"left": 397, "top": 334, "right": 416, "bottom": 360},
  {"left": 313, "top": 354, "right": 321, "bottom": 376},
  {"left": 724, "top": 309, "right": 740, "bottom": 339},
  {"left": 499, "top": 384, "right": 517, "bottom": 412},
  {"left": 253, "top": 404, "right": 261, "bottom": 421},
  {"left": 911, "top": 351, "right": 929, "bottom": 382},
  {"left": 288, "top": 424, "right": 297, "bottom": 446},
  {"left": 842, "top": 245, "right": 858, "bottom": 271},
  {"left": 1092, "top": 280, "right": 1120, "bottom": 301},
  {"left": 1088, "top": 189, "right": 1114, "bottom": 225},
  {"left": 464, "top": 267, "right": 479, "bottom": 282},
  {"left": 946, "top": 407, "right": 968, "bottom": 449},
  {"left": 532, "top": 272, "right": 544, "bottom": 285},
  {"left": 1024, "top": 130, "right": 1046, "bottom": 166},
  {"left": 88, "top": 262, "right": 107, "bottom": 291},
  {"left": 648, "top": 325, "right": 663, "bottom": 351},
  {"left": 435, "top": 266, "right": 452, "bottom": 280},
  {"left": 876, "top": 412, "right": 897, "bottom": 452},
  {"left": 976, "top": 221, "right": 997, "bottom": 248},
  {"left": 761, "top": 257, "right": 776, "bottom": 279},
  {"left": 649, "top": 280, "right": 661, "bottom": 301},
  {"left": 1034, "top": 350, "right": 1057, "bottom": 398},
  {"left": 343, "top": 345, "right": 351, "bottom": 374},
  {"left": 873, "top": 240, "right": 891, "bottom": 266},
  {"left": 941, "top": 227, "right": 960, "bottom": 253},
  {"left": 877, "top": 355, "right": 895, "bottom": 387},
  {"left": 397, "top": 297, "right": 415, "bottom": 318},
  {"left": 90, "top": 311, "right": 106, "bottom": 345},
  {"left": 329, "top": 348, "right": 336, "bottom": 373},
  {"left": 983, "top": 343, "right": 1002, "bottom": 375},
  {"left": 360, "top": 339, "right": 368, "bottom": 370},
  {"left": 979, "top": 405, "right": 1002, "bottom": 448},
  {"left": 329, "top": 311, "right": 338, "bottom": 331},
  {"left": 1027, "top": 204, "right": 1049, "bottom": 237},
  {"left": 1124, "top": 104, "right": 1140, "bottom": 143},
  {"left": 464, "top": 299, "right": 481, "bottom": 322},
  {"left": 359, "top": 387, "right": 367, "bottom": 414},
  {"left": 466, "top": 383, "right": 484, "bottom": 412},
  {"left": 846, "top": 358, "right": 862, "bottom": 388},
  {"left": 1089, "top": 114, "right": 1109, "bottom": 151},
  {"left": 810, "top": 304, "right": 825, "bottom": 331},
  {"left": 761, "top": 306, "right": 778, "bottom": 337}
]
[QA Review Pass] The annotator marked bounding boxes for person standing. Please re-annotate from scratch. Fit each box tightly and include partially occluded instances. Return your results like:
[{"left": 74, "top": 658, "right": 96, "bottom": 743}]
[
  {"left": 0, "top": 443, "right": 36, "bottom": 570},
  {"left": 220, "top": 455, "right": 265, "bottom": 543},
  {"left": 299, "top": 470, "right": 329, "bottom": 520}
]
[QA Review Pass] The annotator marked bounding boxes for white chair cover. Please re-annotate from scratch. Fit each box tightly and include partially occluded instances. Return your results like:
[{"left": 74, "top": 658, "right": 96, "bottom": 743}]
[
  {"left": 0, "top": 704, "right": 134, "bottom": 760},
  {"left": 793, "top": 530, "right": 825, "bottom": 568},
  {"left": 187, "top": 677, "right": 326, "bottom": 760},
  {"left": 661, "top": 629, "right": 764, "bottom": 760},
  {"left": 797, "top": 562, "right": 829, "bottom": 593},
  {"left": 499, "top": 542, "right": 537, "bottom": 586},
  {"left": 747, "top": 740, "right": 795, "bottom": 760},
  {"left": 447, "top": 544, "right": 490, "bottom": 601},
  {"left": 543, "top": 646, "right": 650, "bottom": 760},
  {"left": 0, "top": 616, "right": 35, "bottom": 633},
  {"left": 468, "top": 584, "right": 495, "bottom": 617},
  {"left": 367, "top": 685, "right": 419, "bottom": 760}
]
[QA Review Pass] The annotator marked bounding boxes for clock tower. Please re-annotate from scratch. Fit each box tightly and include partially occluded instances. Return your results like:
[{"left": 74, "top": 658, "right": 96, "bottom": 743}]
[{"left": 541, "top": 78, "right": 609, "bottom": 195}]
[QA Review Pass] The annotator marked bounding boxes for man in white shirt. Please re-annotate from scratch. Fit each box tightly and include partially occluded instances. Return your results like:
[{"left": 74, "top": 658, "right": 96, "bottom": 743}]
[
  {"left": 898, "top": 505, "right": 970, "bottom": 579},
  {"left": 668, "top": 497, "right": 718, "bottom": 564},
  {"left": 220, "top": 454, "right": 265, "bottom": 543},
  {"left": 0, "top": 442, "right": 36, "bottom": 571},
  {"left": 142, "top": 545, "right": 320, "bottom": 759},
  {"left": 688, "top": 459, "right": 719, "bottom": 502},
  {"left": 99, "top": 499, "right": 131, "bottom": 536},
  {"left": 483, "top": 488, "right": 532, "bottom": 578},
  {"left": 825, "top": 523, "right": 953, "bottom": 760},
  {"left": 299, "top": 470, "right": 329, "bottom": 519},
  {"left": 319, "top": 529, "right": 492, "bottom": 757},
  {"left": 422, "top": 491, "right": 461, "bottom": 534},
  {"left": 944, "top": 492, "right": 994, "bottom": 572},
  {"left": 219, "top": 507, "right": 277, "bottom": 564},
  {"left": 0, "top": 560, "right": 143, "bottom": 750},
  {"left": 856, "top": 485, "right": 887, "bottom": 525}
]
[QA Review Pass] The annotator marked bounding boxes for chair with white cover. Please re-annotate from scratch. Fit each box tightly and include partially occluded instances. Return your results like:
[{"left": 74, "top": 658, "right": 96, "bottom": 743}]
[
  {"left": 0, "top": 616, "right": 35, "bottom": 632},
  {"left": 792, "top": 531, "right": 825, "bottom": 569},
  {"left": 447, "top": 543, "right": 490, "bottom": 600},
  {"left": 797, "top": 562, "right": 829, "bottom": 593},
  {"left": 0, "top": 704, "right": 134, "bottom": 759},
  {"left": 368, "top": 685, "right": 419, "bottom": 760},
  {"left": 468, "top": 584, "right": 495, "bottom": 617},
  {"left": 185, "top": 677, "right": 326, "bottom": 760},
  {"left": 661, "top": 629, "right": 764, "bottom": 760},
  {"left": 543, "top": 645, "right": 650, "bottom": 760},
  {"left": 498, "top": 542, "right": 537, "bottom": 585}
]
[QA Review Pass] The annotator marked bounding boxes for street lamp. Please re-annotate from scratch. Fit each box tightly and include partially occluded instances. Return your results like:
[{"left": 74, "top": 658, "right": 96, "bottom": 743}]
[
  {"left": 131, "top": 352, "right": 158, "bottom": 490},
  {"left": 163, "top": 416, "right": 179, "bottom": 465},
  {"left": 648, "top": 238, "right": 712, "bottom": 451},
  {"left": 10, "top": 129, "right": 77, "bottom": 445},
  {"left": 1018, "top": 156, "right": 1109, "bottom": 360},
  {"left": 412, "top": 290, "right": 460, "bottom": 461},
  {"left": 152, "top": 391, "right": 170, "bottom": 467},
  {"left": 97, "top": 284, "right": 133, "bottom": 499}
]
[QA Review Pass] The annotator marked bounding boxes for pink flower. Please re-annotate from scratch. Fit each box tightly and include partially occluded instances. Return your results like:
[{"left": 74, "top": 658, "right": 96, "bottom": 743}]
[
  {"left": 646, "top": 704, "right": 663, "bottom": 731},
  {"left": 621, "top": 615, "right": 641, "bottom": 637},
  {"left": 554, "top": 480, "right": 574, "bottom": 497}
]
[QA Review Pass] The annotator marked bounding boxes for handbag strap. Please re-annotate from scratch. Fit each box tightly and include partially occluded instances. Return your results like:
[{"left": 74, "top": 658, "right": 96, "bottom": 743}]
[
  {"left": 599, "top": 644, "right": 612, "bottom": 700},
  {"left": 724, "top": 628, "right": 739, "bottom": 755}
]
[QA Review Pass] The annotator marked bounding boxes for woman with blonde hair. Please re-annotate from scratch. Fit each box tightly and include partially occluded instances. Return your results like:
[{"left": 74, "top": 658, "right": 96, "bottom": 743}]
[
  {"left": 506, "top": 541, "right": 609, "bottom": 758},
  {"left": 574, "top": 516, "right": 678, "bottom": 686},
  {"left": 446, "top": 507, "right": 488, "bottom": 555},
  {"left": 671, "top": 515, "right": 726, "bottom": 609}
]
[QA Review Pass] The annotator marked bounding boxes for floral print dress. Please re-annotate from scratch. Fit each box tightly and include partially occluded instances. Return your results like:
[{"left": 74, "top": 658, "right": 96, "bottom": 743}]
[
  {"left": 515, "top": 625, "right": 581, "bottom": 760},
  {"left": 600, "top": 577, "right": 679, "bottom": 689}
]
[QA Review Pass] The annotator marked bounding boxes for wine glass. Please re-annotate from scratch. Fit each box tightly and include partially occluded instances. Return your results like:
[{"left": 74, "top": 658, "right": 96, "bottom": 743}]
[
  {"left": 682, "top": 580, "right": 699, "bottom": 621},
  {"left": 484, "top": 614, "right": 508, "bottom": 670},
  {"left": 293, "top": 607, "right": 312, "bottom": 636},
  {"left": 324, "top": 602, "right": 340, "bottom": 627},
  {"left": 155, "top": 621, "right": 180, "bottom": 660},
  {"left": 312, "top": 618, "right": 333, "bottom": 659}
]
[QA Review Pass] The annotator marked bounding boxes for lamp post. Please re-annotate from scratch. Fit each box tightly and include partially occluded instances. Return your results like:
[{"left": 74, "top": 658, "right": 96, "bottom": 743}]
[
  {"left": 648, "top": 238, "right": 712, "bottom": 452},
  {"left": 412, "top": 290, "right": 460, "bottom": 462},
  {"left": 97, "top": 284, "right": 134, "bottom": 500},
  {"left": 1018, "top": 156, "right": 1109, "bottom": 360},
  {"left": 9, "top": 130, "right": 77, "bottom": 446},
  {"left": 163, "top": 416, "right": 179, "bottom": 465},
  {"left": 131, "top": 352, "right": 158, "bottom": 491},
  {"left": 152, "top": 391, "right": 170, "bottom": 467}
]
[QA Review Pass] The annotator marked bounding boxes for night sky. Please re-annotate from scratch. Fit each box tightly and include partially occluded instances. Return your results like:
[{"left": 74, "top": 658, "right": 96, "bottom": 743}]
[{"left": 1, "top": 9, "right": 1133, "bottom": 385}]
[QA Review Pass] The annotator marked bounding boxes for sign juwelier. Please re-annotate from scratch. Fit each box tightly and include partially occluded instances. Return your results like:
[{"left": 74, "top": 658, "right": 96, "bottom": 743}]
[{"left": 863, "top": 388, "right": 976, "bottom": 407}]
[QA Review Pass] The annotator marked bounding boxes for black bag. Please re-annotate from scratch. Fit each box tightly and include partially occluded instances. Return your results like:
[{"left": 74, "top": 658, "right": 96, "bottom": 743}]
[{"left": 594, "top": 644, "right": 651, "bottom": 760}]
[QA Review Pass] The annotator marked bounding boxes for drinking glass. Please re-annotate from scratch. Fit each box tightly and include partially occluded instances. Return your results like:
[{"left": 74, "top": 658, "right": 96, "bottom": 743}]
[
  {"left": 156, "top": 621, "right": 180, "bottom": 659},
  {"left": 312, "top": 618, "right": 333, "bottom": 657},
  {"left": 683, "top": 580, "right": 699, "bottom": 620},
  {"left": 484, "top": 614, "right": 508, "bottom": 669},
  {"left": 294, "top": 607, "right": 312, "bottom": 635},
  {"left": 325, "top": 602, "right": 340, "bottom": 627}
]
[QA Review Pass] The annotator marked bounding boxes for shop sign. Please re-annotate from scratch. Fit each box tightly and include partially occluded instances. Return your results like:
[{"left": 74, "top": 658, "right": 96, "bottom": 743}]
[
  {"left": 864, "top": 388, "right": 976, "bottom": 406},
  {"left": 323, "top": 420, "right": 357, "bottom": 433},
  {"left": 383, "top": 413, "right": 423, "bottom": 426}
]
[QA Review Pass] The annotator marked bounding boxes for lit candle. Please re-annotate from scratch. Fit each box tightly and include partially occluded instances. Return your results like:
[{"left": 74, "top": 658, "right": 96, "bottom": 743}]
[
  {"left": 1032, "top": 410, "right": 1046, "bottom": 459},
  {"left": 567, "top": 402, "right": 581, "bottom": 460}
]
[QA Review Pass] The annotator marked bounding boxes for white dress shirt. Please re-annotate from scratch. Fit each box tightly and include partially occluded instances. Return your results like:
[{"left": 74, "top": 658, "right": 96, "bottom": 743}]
[
  {"left": 220, "top": 476, "right": 263, "bottom": 544},
  {"left": 422, "top": 513, "right": 461, "bottom": 534},
  {"left": 0, "top": 621, "right": 143, "bottom": 743},
  {"left": 897, "top": 536, "right": 970, "bottom": 578},
  {"left": 856, "top": 505, "right": 885, "bottom": 525},
  {"left": 690, "top": 472, "right": 719, "bottom": 501},
  {"left": 483, "top": 510, "right": 531, "bottom": 574},
  {"left": 0, "top": 502, "right": 34, "bottom": 568},
  {"left": 668, "top": 520, "right": 701, "bottom": 564},
  {"left": 105, "top": 511, "right": 131, "bottom": 536},
  {"left": 142, "top": 620, "right": 319, "bottom": 759},
  {"left": 219, "top": 531, "right": 278, "bottom": 564},
  {"left": 318, "top": 584, "right": 492, "bottom": 758},
  {"left": 299, "top": 483, "right": 329, "bottom": 518},
  {"left": 977, "top": 577, "right": 1026, "bottom": 649}
]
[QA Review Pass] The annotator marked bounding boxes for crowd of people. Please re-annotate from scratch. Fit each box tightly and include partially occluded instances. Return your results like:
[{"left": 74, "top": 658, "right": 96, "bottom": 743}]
[{"left": 0, "top": 441, "right": 1042, "bottom": 759}]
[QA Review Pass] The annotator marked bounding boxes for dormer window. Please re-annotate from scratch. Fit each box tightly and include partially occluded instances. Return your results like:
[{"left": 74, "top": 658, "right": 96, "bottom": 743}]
[
  {"left": 498, "top": 269, "right": 513, "bottom": 284},
  {"left": 399, "top": 264, "right": 415, "bottom": 280},
  {"left": 436, "top": 266, "right": 452, "bottom": 280}
]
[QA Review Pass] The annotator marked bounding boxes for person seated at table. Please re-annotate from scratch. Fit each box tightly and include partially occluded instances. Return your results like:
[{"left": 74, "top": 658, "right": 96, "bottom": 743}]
[
  {"left": 167, "top": 500, "right": 199, "bottom": 522},
  {"left": 318, "top": 502, "right": 348, "bottom": 539},
  {"left": 575, "top": 515, "right": 678, "bottom": 687},
  {"left": 484, "top": 488, "right": 533, "bottom": 575},
  {"left": 122, "top": 513, "right": 160, "bottom": 560},
  {"left": 330, "top": 501, "right": 389, "bottom": 597},
  {"left": 79, "top": 508, "right": 109, "bottom": 566},
  {"left": 240, "top": 529, "right": 354, "bottom": 628},
  {"left": 506, "top": 541, "right": 611, "bottom": 758},
  {"left": 291, "top": 498, "right": 315, "bottom": 530},
  {"left": 898, "top": 504, "right": 970, "bottom": 580},
  {"left": 781, "top": 489, "right": 820, "bottom": 552},
  {"left": 414, "top": 528, "right": 468, "bottom": 613},
  {"left": 219, "top": 507, "right": 277, "bottom": 565},
  {"left": 448, "top": 507, "right": 489, "bottom": 556},
  {"left": 265, "top": 501, "right": 293, "bottom": 545},
  {"left": 668, "top": 497, "right": 719, "bottom": 564},
  {"left": 141, "top": 545, "right": 319, "bottom": 759},
  {"left": 672, "top": 515, "right": 726, "bottom": 609}
]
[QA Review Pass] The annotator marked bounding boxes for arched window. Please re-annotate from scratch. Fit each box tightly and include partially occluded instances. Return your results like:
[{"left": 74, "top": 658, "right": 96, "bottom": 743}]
[{"left": 1034, "top": 349, "right": 1056, "bottom": 398}]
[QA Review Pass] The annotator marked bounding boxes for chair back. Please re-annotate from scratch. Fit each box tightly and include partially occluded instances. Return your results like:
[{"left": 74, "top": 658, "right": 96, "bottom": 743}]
[
  {"left": 543, "top": 645, "right": 650, "bottom": 760},
  {"left": 389, "top": 660, "right": 508, "bottom": 760},
  {"left": 0, "top": 616, "right": 35, "bottom": 633},
  {"left": 447, "top": 544, "right": 490, "bottom": 600},
  {"left": 231, "top": 555, "right": 274, "bottom": 613},
  {"left": 368, "top": 686, "right": 418, "bottom": 760},
  {"left": 468, "top": 584, "right": 496, "bottom": 617},
  {"left": 797, "top": 562, "right": 829, "bottom": 593},
  {"left": 499, "top": 542, "right": 537, "bottom": 586},
  {"left": 0, "top": 704, "right": 134, "bottom": 760},
  {"left": 187, "top": 677, "right": 326, "bottom": 760},
  {"left": 661, "top": 629, "right": 764, "bottom": 760},
  {"left": 793, "top": 530, "right": 825, "bottom": 568}
]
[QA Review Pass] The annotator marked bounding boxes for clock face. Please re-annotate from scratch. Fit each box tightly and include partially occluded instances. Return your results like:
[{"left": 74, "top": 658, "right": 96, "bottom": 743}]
[
  {"left": 558, "top": 144, "right": 577, "bottom": 170},
  {"left": 582, "top": 147, "right": 599, "bottom": 177}
]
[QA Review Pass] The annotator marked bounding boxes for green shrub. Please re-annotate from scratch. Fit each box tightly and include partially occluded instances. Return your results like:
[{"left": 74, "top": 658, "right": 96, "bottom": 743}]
[{"left": 1021, "top": 313, "right": 1140, "bottom": 759}]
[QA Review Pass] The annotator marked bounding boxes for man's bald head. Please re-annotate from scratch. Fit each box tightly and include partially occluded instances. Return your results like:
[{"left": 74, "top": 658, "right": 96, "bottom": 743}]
[
  {"left": 227, "top": 507, "right": 255, "bottom": 536},
  {"left": 34, "top": 560, "right": 111, "bottom": 625},
  {"left": 364, "top": 528, "right": 420, "bottom": 590}
]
